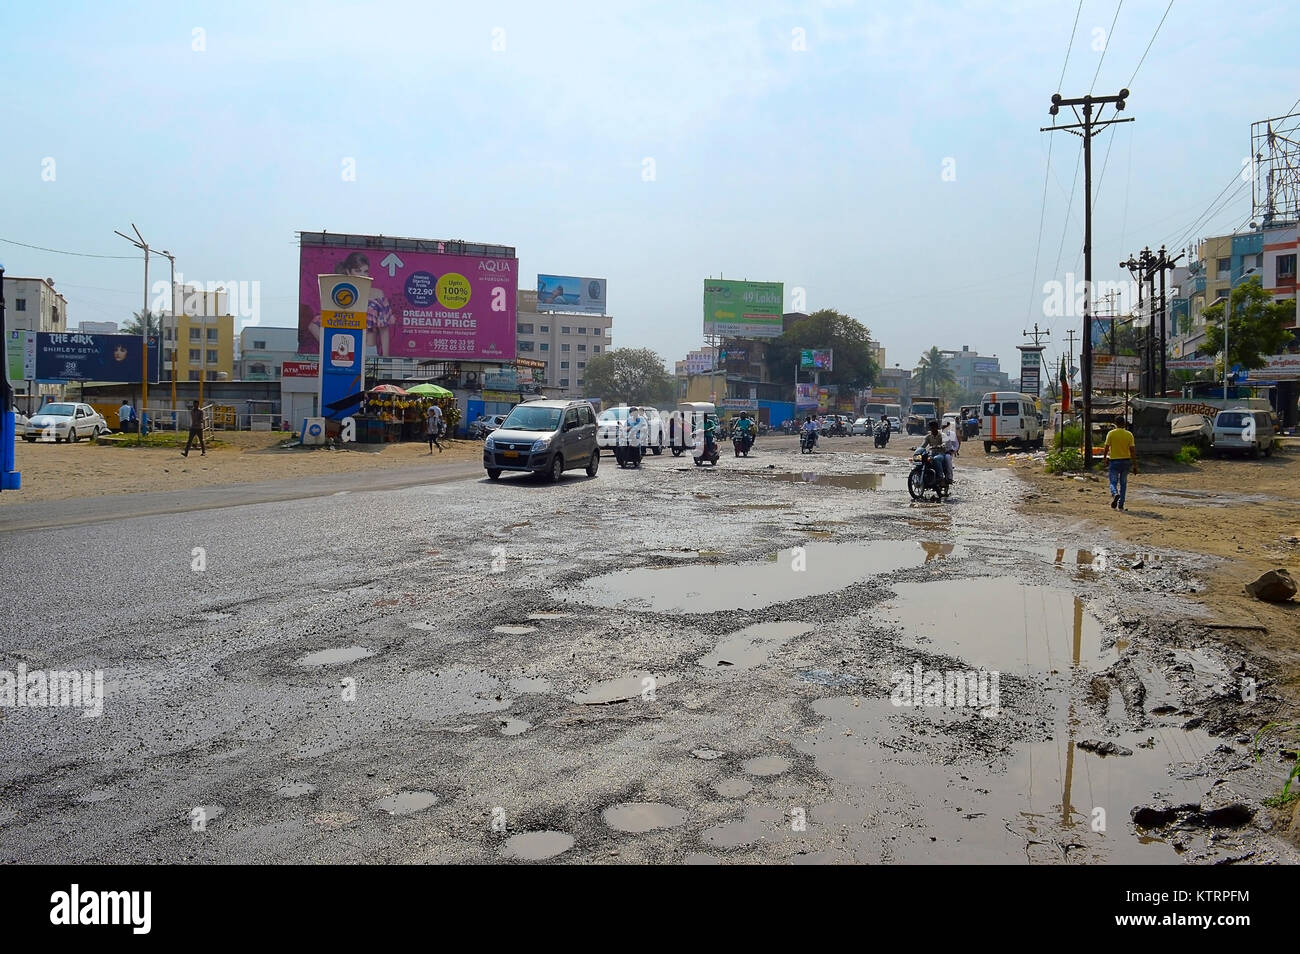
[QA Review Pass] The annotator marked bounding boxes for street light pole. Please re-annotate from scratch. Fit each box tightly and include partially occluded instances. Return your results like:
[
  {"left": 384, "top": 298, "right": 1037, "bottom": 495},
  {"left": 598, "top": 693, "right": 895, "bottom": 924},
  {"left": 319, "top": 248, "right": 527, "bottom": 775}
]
[{"left": 115, "top": 224, "right": 153, "bottom": 444}]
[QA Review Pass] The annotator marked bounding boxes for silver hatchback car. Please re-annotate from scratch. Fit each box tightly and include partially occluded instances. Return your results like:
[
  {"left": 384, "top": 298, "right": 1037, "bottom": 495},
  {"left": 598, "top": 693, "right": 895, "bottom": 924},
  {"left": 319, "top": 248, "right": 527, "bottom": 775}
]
[{"left": 484, "top": 399, "right": 601, "bottom": 481}]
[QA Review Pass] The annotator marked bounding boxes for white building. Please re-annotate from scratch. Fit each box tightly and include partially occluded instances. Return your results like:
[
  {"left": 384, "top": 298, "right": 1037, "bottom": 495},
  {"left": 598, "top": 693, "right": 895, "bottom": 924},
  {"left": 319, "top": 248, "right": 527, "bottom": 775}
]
[
  {"left": 514, "top": 289, "right": 613, "bottom": 396},
  {"left": 237, "top": 326, "right": 301, "bottom": 381},
  {"left": 76, "top": 320, "right": 119, "bottom": 334},
  {"left": 5, "top": 276, "right": 67, "bottom": 333}
]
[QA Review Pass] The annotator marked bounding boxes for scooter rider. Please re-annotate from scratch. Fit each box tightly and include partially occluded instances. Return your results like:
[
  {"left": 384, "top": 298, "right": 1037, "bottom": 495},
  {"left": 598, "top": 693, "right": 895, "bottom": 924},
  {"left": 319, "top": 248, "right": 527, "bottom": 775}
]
[
  {"left": 923, "top": 419, "right": 949, "bottom": 485},
  {"left": 801, "top": 415, "right": 818, "bottom": 448},
  {"left": 941, "top": 418, "right": 960, "bottom": 484},
  {"left": 735, "top": 412, "right": 755, "bottom": 445}
]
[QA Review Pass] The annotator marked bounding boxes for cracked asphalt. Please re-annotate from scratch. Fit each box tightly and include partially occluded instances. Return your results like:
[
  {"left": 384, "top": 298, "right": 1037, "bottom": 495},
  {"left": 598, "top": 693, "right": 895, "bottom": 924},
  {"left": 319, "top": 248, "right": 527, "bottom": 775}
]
[{"left": 1, "top": 433, "right": 1295, "bottom": 863}]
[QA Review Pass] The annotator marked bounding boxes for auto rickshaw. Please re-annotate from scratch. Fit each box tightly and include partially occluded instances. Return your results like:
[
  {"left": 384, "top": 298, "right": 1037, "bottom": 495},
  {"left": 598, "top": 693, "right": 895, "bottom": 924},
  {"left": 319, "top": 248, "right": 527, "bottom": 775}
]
[{"left": 669, "top": 401, "right": 720, "bottom": 465}]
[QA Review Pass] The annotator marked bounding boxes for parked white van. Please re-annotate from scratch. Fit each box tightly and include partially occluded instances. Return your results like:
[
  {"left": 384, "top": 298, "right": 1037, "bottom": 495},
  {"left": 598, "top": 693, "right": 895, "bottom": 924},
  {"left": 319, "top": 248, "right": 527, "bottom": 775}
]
[
  {"left": 1211, "top": 407, "right": 1276, "bottom": 458},
  {"left": 979, "top": 391, "right": 1044, "bottom": 453}
]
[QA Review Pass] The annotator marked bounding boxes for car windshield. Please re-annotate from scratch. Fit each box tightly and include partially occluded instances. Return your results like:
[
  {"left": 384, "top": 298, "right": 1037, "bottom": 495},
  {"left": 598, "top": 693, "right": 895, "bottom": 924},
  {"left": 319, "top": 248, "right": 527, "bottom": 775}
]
[
  {"left": 597, "top": 408, "right": 629, "bottom": 422},
  {"left": 40, "top": 404, "right": 74, "bottom": 416},
  {"left": 1217, "top": 412, "right": 1247, "bottom": 427},
  {"left": 502, "top": 406, "right": 563, "bottom": 431}
]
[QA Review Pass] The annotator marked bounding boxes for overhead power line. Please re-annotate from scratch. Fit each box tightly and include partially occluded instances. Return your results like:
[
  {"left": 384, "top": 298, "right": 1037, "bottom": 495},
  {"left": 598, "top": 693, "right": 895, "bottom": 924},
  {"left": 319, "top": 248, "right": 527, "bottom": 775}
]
[{"left": 0, "top": 237, "right": 138, "bottom": 260}]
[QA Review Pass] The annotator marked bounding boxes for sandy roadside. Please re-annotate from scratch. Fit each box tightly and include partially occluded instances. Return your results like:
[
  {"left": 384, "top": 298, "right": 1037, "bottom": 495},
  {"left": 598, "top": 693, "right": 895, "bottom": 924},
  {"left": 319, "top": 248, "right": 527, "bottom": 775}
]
[
  {"left": 2, "top": 431, "right": 484, "bottom": 505},
  {"left": 960, "top": 443, "right": 1300, "bottom": 699}
]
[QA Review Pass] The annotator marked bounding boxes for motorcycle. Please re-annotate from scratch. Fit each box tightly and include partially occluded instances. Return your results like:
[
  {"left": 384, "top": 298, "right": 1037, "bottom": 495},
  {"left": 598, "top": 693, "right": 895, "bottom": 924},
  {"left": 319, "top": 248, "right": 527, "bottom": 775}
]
[
  {"left": 873, "top": 421, "right": 891, "bottom": 448},
  {"left": 613, "top": 442, "right": 644, "bottom": 468},
  {"left": 908, "top": 446, "right": 951, "bottom": 501},
  {"left": 732, "top": 429, "right": 755, "bottom": 457},
  {"left": 799, "top": 430, "right": 817, "bottom": 454}
]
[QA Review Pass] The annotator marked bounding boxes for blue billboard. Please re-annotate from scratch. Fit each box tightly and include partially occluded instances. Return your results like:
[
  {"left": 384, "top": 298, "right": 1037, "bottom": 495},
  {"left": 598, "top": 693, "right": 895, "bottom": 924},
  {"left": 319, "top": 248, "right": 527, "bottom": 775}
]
[{"left": 36, "top": 333, "right": 160, "bottom": 383}]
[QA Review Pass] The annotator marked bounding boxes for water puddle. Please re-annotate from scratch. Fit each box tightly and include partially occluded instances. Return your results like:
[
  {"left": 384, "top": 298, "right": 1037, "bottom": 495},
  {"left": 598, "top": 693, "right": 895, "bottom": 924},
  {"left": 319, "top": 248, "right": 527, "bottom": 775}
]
[
  {"left": 568, "top": 672, "right": 678, "bottom": 705},
  {"left": 713, "top": 778, "right": 753, "bottom": 798},
  {"left": 498, "top": 718, "right": 531, "bottom": 736},
  {"left": 508, "top": 677, "right": 552, "bottom": 694},
  {"left": 699, "top": 622, "right": 815, "bottom": 672},
  {"left": 373, "top": 791, "right": 438, "bottom": 815},
  {"left": 882, "top": 578, "right": 1105, "bottom": 673},
  {"left": 493, "top": 625, "right": 537, "bottom": 635},
  {"left": 501, "top": 831, "right": 574, "bottom": 860},
  {"left": 742, "top": 755, "right": 791, "bottom": 777},
  {"left": 746, "top": 471, "right": 909, "bottom": 491},
  {"left": 560, "top": 541, "right": 936, "bottom": 614},
  {"left": 294, "top": 646, "right": 373, "bottom": 667},
  {"left": 603, "top": 802, "right": 689, "bottom": 833},
  {"left": 79, "top": 789, "right": 116, "bottom": 803},
  {"left": 797, "top": 696, "right": 1215, "bottom": 863},
  {"left": 700, "top": 806, "right": 791, "bottom": 849}
]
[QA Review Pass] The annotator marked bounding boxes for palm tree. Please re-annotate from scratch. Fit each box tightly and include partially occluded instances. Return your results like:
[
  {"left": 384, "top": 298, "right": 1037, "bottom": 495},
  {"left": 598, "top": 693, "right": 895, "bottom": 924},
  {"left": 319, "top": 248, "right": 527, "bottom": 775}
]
[
  {"left": 122, "top": 309, "right": 163, "bottom": 337},
  {"left": 914, "top": 347, "right": 955, "bottom": 395}
]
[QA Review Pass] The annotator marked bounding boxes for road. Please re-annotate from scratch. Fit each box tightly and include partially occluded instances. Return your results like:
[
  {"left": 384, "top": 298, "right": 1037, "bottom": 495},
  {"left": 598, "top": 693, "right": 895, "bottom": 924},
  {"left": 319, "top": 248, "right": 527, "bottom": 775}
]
[{"left": 0, "top": 434, "right": 1290, "bottom": 863}]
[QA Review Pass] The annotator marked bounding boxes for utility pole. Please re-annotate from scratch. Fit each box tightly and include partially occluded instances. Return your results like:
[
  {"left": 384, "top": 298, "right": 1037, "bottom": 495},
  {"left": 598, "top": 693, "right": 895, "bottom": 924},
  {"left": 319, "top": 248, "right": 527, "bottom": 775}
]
[
  {"left": 1044, "top": 89, "right": 1133, "bottom": 469},
  {"left": 1152, "top": 245, "right": 1184, "bottom": 396},
  {"left": 1095, "top": 289, "right": 1120, "bottom": 355},
  {"left": 1064, "top": 329, "right": 1078, "bottom": 386},
  {"left": 1121, "top": 247, "right": 1158, "bottom": 396},
  {"left": 115, "top": 225, "right": 152, "bottom": 444}
]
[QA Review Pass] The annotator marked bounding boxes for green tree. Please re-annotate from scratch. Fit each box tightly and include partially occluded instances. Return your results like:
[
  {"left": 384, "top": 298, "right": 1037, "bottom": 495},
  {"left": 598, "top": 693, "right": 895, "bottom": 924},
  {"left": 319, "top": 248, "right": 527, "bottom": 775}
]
[
  {"left": 913, "top": 346, "right": 955, "bottom": 396},
  {"left": 582, "top": 347, "right": 675, "bottom": 406},
  {"left": 122, "top": 309, "right": 163, "bottom": 337},
  {"left": 1198, "top": 275, "right": 1296, "bottom": 368},
  {"left": 766, "top": 309, "right": 879, "bottom": 388}
]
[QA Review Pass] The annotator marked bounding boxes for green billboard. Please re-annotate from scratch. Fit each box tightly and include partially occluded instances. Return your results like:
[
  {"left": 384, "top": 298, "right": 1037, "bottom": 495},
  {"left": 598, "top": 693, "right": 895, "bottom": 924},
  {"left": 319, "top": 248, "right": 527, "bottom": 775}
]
[{"left": 703, "top": 280, "right": 784, "bottom": 338}]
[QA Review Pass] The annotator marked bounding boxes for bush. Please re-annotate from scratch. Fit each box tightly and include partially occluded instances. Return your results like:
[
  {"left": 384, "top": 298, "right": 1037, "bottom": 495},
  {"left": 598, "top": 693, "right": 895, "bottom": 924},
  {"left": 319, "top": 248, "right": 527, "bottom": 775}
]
[
  {"left": 1173, "top": 444, "right": 1201, "bottom": 465},
  {"left": 1054, "top": 423, "right": 1083, "bottom": 450},
  {"left": 1044, "top": 447, "right": 1083, "bottom": 473}
]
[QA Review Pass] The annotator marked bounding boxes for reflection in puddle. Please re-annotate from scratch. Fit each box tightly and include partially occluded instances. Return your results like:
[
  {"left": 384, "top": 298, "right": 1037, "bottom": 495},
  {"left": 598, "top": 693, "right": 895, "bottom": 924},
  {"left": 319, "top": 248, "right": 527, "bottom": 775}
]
[
  {"left": 752, "top": 471, "right": 909, "bottom": 491},
  {"left": 796, "top": 696, "right": 1214, "bottom": 863},
  {"left": 560, "top": 541, "right": 938, "bottom": 614},
  {"left": 883, "top": 578, "right": 1104, "bottom": 673}
]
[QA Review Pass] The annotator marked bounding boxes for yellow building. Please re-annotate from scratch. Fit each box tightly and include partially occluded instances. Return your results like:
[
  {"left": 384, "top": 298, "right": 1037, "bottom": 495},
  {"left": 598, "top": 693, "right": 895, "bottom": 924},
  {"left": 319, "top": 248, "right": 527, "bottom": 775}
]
[{"left": 163, "top": 313, "right": 235, "bottom": 382}]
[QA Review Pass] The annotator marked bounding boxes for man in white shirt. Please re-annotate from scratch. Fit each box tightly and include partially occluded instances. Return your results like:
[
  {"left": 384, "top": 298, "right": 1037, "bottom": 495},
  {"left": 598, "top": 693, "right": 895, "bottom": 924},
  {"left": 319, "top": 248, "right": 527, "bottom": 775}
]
[
  {"left": 425, "top": 402, "right": 443, "bottom": 453},
  {"left": 119, "top": 399, "right": 135, "bottom": 433}
]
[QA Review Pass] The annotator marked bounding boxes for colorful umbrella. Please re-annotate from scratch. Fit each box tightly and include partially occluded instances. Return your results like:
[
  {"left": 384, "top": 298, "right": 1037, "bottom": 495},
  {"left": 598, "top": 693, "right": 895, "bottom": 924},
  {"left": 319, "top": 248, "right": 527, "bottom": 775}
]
[
  {"left": 407, "top": 383, "right": 452, "bottom": 397},
  {"left": 370, "top": 384, "right": 408, "bottom": 394}
]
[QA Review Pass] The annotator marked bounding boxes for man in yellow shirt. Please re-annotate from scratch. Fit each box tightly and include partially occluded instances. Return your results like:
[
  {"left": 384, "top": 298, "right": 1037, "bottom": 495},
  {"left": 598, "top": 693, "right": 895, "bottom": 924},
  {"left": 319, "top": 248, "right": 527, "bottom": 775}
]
[{"left": 1102, "top": 424, "right": 1138, "bottom": 510}]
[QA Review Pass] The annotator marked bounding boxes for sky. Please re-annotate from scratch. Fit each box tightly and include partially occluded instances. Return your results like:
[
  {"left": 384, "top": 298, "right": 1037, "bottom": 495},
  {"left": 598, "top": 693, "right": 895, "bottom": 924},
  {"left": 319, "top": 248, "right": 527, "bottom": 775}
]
[{"left": 2, "top": 0, "right": 1298, "bottom": 379}]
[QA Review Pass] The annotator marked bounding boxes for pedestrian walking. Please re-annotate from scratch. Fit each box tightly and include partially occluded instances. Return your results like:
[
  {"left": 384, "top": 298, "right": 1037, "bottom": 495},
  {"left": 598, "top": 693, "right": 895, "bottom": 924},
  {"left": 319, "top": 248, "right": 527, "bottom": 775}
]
[
  {"left": 1102, "top": 423, "right": 1137, "bottom": 510},
  {"left": 182, "top": 399, "right": 206, "bottom": 457},
  {"left": 426, "top": 401, "right": 443, "bottom": 453}
]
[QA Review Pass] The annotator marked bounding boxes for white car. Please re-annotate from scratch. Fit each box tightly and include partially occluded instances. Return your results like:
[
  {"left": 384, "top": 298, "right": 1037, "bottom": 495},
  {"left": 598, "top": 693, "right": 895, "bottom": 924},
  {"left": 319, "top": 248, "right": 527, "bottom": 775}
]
[
  {"left": 25, "top": 402, "right": 108, "bottom": 443},
  {"left": 888, "top": 416, "right": 902, "bottom": 433},
  {"left": 11, "top": 410, "right": 31, "bottom": 438},
  {"left": 468, "top": 414, "right": 508, "bottom": 439},
  {"left": 849, "top": 417, "right": 871, "bottom": 436}
]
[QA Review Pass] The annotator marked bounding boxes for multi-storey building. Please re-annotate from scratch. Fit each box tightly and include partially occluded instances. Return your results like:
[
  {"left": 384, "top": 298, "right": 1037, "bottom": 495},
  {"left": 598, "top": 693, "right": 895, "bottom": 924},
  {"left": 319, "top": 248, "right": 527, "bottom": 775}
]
[
  {"left": 236, "top": 326, "right": 303, "bottom": 381},
  {"left": 940, "top": 345, "right": 1011, "bottom": 395},
  {"left": 161, "top": 283, "right": 234, "bottom": 382},
  {"left": 514, "top": 289, "right": 613, "bottom": 396},
  {"left": 4, "top": 276, "right": 67, "bottom": 334}
]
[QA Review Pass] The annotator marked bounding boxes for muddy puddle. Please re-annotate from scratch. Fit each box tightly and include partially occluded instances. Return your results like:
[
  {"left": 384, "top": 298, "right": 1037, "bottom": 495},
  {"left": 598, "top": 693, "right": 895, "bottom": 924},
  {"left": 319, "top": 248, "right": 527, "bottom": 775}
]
[
  {"left": 603, "top": 802, "right": 688, "bottom": 833},
  {"left": 796, "top": 696, "right": 1215, "bottom": 863},
  {"left": 699, "top": 622, "right": 815, "bottom": 671},
  {"left": 372, "top": 791, "right": 438, "bottom": 815},
  {"left": 560, "top": 541, "right": 938, "bottom": 614},
  {"left": 725, "top": 471, "right": 909, "bottom": 492},
  {"left": 501, "top": 831, "right": 574, "bottom": 860},
  {"left": 568, "top": 672, "right": 678, "bottom": 705},
  {"left": 882, "top": 578, "right": 1105, "bottom": 673}
]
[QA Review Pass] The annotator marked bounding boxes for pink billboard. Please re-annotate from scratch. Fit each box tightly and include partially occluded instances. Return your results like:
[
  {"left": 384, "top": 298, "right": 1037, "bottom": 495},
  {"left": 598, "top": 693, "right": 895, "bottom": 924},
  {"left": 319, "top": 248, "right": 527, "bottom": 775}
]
[{"left": 297, "top": 243, "right": 517, "bottom": 361}]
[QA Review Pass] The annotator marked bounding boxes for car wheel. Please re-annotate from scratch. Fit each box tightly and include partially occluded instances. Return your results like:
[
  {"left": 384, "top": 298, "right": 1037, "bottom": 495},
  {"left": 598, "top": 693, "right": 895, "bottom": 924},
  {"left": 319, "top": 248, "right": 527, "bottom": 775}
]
[
  {"left": 652, "top": 445, "right": 662, "bottom": 455},
  {"left": 23, "top": 436, "right": 35, "bottom": 443},
  {"left": 672, "top": 447, "right": 683, "bottom": 457},
  {"left": 486, "top": 469, "right": 502, "bottom": 481},
  {"left": 69, "top": 427, "right": 80, "bottom": 443},
  {"left": 586, "top": 450, "right": 599, "bottom": 477},
  {"left": 549, "top": 455, "right": 564, "bottom": 482},
  {"left": 1251, "top": 445, "right": 1261, "bottom": 459},
  {"left": 1264, "top": 444, "right": 1273, "bottom": 458},
  {"left": 983, "top": 441, "right": 992, "bottom": 454}
]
